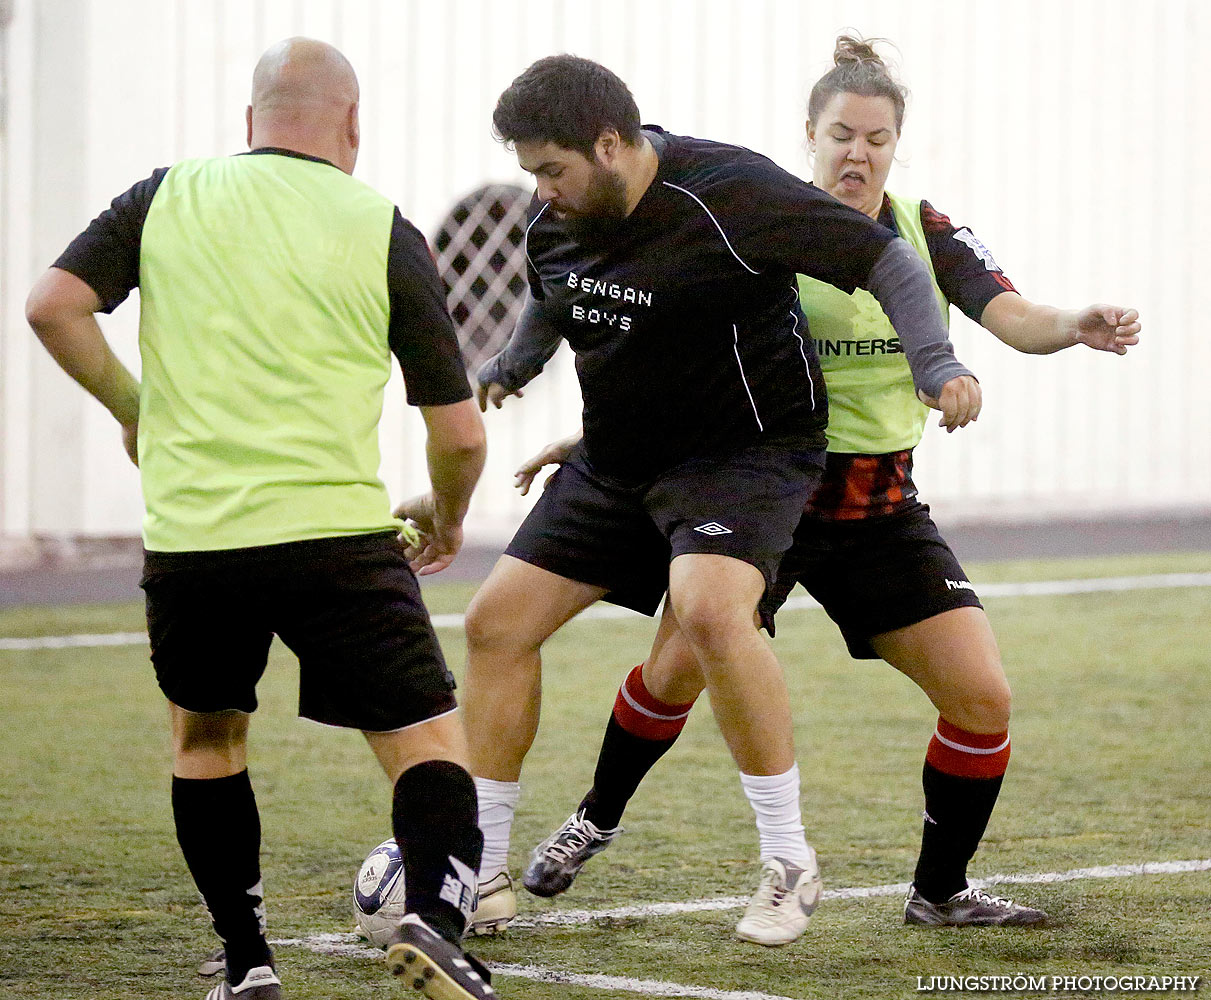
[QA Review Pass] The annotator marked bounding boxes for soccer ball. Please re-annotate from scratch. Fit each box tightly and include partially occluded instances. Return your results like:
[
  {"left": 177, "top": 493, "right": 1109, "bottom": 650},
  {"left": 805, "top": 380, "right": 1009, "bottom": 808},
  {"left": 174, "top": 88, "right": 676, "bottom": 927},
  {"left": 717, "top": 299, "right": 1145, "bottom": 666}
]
[{"left": 353, "top": 838, "right": 407, "bottom": 948}]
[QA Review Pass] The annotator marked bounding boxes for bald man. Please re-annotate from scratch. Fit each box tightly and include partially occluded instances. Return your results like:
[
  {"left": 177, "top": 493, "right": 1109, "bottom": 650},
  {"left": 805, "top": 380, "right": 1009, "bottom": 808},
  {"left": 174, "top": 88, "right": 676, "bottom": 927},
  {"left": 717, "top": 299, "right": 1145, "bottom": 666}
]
[{"left": 26, "top": 38, "right": 497, "bottom": 1000}]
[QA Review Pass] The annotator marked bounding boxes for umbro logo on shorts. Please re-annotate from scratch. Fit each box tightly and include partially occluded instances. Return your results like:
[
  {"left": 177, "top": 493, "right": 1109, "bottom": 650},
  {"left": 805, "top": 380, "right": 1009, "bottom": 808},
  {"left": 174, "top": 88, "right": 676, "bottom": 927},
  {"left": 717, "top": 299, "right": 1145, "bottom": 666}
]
[{"left": 694, "top": 522, "right": 733, "bottom": 536}]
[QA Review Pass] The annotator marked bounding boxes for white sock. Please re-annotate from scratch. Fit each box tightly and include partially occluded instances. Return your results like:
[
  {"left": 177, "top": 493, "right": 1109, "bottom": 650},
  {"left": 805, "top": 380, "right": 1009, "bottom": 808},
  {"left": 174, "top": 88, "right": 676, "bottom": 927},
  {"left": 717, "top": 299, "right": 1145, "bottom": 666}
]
[
  {"left": 738, "top": 764, "right": 815, "bottom": 868},
  {"left": 474, "top": 777, "right": 520, "bottom": 881}
]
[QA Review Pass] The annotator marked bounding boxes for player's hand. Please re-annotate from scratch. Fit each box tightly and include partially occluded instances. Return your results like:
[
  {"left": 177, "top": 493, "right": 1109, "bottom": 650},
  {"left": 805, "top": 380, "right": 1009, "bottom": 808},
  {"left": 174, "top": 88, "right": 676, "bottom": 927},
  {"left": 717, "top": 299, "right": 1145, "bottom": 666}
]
[
  {"left": 918, "top": 375, "right": 981, "bottom": 433},
  {"left": 391, "top": 493, "right": 464, "bottom": 576},
  {"left": 476, "top": 381, "right": 524, "bottom": 412},
  {"left": 121, "top": 420, "right": 139, "bottom": 466},
  {"left": 1073, "top": 304, "right": 1141, "bottom": 355},
  {"left": 514, "top": 432, "right": 581, "bottom": 495}
]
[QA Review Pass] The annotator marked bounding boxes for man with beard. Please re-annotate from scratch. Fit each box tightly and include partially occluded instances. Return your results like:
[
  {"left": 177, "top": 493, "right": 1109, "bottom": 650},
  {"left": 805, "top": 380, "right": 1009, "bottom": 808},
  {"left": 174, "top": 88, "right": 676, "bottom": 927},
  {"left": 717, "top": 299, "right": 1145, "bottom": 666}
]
[{"left": 398, "top": 53, "right": 980, "bottom": 945}]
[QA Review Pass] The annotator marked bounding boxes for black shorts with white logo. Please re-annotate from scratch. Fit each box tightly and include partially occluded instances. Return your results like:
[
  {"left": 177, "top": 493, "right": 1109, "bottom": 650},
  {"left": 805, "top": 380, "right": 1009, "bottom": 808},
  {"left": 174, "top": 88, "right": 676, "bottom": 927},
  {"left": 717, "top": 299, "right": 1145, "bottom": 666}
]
[
  {"left": 762, "top": 502, "right": 983, "bottom": 657},
  {"left": 505, "top": 440, "right": 825, "bottom": 615},
  {"left": 141, "top": 531, "right": 457, "bottom": 731}
]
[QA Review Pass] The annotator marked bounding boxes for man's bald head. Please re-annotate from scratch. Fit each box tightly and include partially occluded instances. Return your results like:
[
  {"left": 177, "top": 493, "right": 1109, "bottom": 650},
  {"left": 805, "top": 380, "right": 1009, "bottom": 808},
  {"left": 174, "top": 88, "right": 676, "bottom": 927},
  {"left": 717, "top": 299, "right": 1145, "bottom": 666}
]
[
  {"left": 251, "top": 37, "right": 358, "bottom": 112},
  {"left": 247, "top": 38, "right": 361, "bottom": 174}
]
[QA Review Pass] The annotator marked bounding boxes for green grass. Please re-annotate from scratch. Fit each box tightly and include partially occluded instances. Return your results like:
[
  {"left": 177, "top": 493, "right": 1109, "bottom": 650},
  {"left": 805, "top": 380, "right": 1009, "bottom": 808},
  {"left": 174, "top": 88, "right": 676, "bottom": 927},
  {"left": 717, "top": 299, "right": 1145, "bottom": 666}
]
[{"left": 2, "top": 553, "right": 1209, "bottom": 999}]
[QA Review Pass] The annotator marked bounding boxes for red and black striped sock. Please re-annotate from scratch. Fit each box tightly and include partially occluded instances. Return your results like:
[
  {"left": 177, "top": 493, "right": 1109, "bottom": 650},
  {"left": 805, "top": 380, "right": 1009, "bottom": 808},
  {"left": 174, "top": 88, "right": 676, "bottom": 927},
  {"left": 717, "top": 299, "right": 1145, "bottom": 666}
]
[
  {"left": 580, "top": 665, "right": 696, "bottom": 830},
  {"left": 913, "top": 717, "right": 1010, "bottom": 905}
]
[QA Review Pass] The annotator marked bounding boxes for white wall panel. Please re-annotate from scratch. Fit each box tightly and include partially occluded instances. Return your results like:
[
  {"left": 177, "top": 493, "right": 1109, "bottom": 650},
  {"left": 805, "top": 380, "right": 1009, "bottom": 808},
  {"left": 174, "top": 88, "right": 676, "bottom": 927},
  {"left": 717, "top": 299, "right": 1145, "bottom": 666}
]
[
  {"left": 2, "top": 0, "right": 1204, "bottom": 544},
  {"left": 0, "top": 0, "right": 34, "bottom": 535}
]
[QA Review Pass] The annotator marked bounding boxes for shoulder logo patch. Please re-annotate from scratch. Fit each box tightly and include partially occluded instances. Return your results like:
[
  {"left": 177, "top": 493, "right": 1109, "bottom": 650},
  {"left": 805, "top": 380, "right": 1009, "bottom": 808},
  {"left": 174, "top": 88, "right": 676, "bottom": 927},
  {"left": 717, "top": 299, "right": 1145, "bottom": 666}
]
[
  {"left": 693, "top": 522, "right": 733, "bottom": 536},
  {"left": 952, "top": 228, "right": 1002, "bottom": 273}
]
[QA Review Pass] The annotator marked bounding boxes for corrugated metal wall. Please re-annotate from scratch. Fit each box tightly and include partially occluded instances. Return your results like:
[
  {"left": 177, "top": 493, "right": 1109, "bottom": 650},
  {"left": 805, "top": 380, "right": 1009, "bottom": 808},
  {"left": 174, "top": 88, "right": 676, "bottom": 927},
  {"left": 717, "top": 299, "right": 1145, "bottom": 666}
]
[{"left": 2, "top": 0, "right": 1204, "bottom": 542}]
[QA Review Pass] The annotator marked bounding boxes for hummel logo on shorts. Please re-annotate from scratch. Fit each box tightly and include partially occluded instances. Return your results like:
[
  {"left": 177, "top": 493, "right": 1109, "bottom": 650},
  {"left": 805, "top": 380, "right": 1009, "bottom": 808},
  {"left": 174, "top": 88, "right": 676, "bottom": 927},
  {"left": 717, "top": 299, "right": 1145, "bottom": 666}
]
[{"left": 694, "top": 522, "right": 733, "bottom": 536}]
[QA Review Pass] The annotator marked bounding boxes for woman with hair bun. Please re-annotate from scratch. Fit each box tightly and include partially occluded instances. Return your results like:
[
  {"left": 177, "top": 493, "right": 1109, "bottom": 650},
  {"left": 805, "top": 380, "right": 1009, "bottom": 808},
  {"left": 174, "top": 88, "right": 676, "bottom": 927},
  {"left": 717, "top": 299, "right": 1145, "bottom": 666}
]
[{"left": 486, "top": 34, "right": 1140, "bottom": 943}]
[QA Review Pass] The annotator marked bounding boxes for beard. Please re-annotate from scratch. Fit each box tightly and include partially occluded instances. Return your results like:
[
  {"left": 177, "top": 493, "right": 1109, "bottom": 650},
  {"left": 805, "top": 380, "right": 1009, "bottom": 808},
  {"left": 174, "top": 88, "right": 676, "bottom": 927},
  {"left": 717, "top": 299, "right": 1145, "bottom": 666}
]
[{"left": 563, "top": 163, "right": 630, "bottom": 244}]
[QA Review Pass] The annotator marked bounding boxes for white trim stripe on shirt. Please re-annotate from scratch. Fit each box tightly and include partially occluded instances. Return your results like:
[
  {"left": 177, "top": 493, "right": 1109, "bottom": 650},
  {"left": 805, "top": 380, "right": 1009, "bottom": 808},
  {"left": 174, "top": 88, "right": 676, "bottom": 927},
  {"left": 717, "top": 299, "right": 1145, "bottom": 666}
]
[
  {"left": 732, "top": 324, "right": 764, "bottom": 431},
  {"left": 787, "top": 309, "right": 815, "bottom": 410},
  {"left": 523, "top": 201, "right": 551, "bottom": 280},
  {"left": 660, "top": 181, "right": 761, "bottom": 275}
]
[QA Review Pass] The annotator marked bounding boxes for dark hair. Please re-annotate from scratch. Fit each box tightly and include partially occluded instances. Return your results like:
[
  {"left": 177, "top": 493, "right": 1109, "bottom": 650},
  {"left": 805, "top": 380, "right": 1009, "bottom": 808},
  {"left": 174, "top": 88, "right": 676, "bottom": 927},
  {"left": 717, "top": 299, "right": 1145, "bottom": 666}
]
[
  {"left": 807, "top": 35, "right": 908, "bottom": 133},
  {"left": 492, "top": 54, "right": 642, "bottom": 158}
]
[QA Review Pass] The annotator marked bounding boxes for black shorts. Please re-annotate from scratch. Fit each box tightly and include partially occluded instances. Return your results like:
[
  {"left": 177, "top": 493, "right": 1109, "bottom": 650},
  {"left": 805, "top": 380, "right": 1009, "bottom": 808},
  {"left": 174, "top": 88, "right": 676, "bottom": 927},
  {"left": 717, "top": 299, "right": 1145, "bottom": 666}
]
[
  {"left": 505, "top": 441, "right": 825, "bottom": 615},
  {"left": 141, "top": 531, "right": 457, "bottom": 731},
  {"left": 762, "top": 503, "right": 983, "bottom": 658}
]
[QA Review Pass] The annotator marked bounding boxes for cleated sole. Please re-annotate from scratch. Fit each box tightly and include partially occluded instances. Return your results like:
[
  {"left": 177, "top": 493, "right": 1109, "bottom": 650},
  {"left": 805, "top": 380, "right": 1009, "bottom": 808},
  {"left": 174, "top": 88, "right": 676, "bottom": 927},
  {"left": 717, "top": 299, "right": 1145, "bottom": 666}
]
[{"left": 385, "top": 943, "right": 488, "bottom": 1000}]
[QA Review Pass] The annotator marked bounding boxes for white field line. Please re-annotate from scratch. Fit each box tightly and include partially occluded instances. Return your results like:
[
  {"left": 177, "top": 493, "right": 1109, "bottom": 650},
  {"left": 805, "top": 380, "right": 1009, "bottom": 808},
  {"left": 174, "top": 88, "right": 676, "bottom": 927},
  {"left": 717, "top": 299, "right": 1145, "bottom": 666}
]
[
  {"left": 510, "top": 857, "right": 1211, "bottom": 927},
  {"left": 271, "top": 858, "right": 1211, "bottom": 999},
  {"left": 478, "top": 966, "right": 802, "bottom": 1000},
  {"left": 0, "top": 630, "right": 150, "bottom": 650},
  {"left": 267, "top": 932, "right": 801, "bottom": 1000},
  {"left": 3, "top": 571, "right": 1211, "bottom": 651}
]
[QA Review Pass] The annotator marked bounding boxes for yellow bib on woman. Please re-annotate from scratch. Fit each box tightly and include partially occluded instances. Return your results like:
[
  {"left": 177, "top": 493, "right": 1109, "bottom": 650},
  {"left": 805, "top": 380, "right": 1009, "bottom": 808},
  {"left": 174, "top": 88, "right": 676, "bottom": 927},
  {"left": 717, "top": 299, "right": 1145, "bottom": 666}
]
[{"left": 797, "top": 192, "right": 949, "bottom": 454}]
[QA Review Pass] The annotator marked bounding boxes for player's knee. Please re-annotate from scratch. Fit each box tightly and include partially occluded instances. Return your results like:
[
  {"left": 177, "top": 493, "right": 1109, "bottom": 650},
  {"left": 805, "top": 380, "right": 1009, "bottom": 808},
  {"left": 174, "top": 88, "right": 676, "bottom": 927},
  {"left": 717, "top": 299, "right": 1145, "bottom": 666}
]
[
  {"left": 948, "top": 679, "right": 1012, "bottom": 733},
  {"left": 464, "top": 597, "right": 510, "bottom": 655},
  {"left": 172, "top": 708, "right": 247, "bottom": 754},
  {"left": 464, "top": 590, "right": 544, "bottom": 659},
  {"left": 672, "top": 593, "right": 754, "bottom": 655}
]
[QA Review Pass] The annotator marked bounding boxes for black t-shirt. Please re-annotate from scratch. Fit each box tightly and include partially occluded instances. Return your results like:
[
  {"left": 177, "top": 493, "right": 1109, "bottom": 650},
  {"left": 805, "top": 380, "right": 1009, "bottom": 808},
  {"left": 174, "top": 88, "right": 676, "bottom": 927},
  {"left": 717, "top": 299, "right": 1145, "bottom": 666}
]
[
  {"left": 915, "top": 199, "right": 1017, "bottom": 316},
  {"left": 52, "top": 148, "right": 470, "bottom": 407},
  {"left": 523, "top": 127, "right": 896, "bottom": 484}
]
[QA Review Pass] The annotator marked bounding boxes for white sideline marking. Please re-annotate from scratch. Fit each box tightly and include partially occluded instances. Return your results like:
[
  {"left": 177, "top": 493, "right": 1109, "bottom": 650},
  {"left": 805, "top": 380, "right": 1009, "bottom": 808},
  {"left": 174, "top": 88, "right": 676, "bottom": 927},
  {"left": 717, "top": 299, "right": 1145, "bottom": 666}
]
[
  {"left": 4, "top": 571, "right": 1211, "bottom": 650},
  {"left": 510, "top": 857, "right": 1211, "bottom": 926},
  {"left": 272, "top": 858, "right": 1211, "bottom": 999},
  {"left": 489, "top": 965, "right": 801, "bottom": 1000},
  {"left": 0, "top": 630, "right": 149, "bottom": 650}
]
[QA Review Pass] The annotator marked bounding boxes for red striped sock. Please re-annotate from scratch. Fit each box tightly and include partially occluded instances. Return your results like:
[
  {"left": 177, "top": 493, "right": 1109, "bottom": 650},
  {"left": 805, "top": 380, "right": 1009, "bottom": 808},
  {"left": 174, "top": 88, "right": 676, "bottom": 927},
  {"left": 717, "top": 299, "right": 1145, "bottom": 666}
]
[
  {"left": 582, "top": 666, "right": 698, "bottom": 829},
  {"left": 611, "top": 664, "right": 696, "bottom": 741},
  {"left": 925, "top": 717, "right": 1010, "bottom": 779},
  {"left": 916, "top": 717, "right": 1011, "bottom": 902}
]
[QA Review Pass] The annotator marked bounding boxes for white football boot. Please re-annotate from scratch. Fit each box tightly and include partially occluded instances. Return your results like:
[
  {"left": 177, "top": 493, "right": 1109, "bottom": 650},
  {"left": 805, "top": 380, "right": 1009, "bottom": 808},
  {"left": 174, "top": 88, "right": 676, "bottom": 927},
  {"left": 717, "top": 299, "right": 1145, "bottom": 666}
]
[
  {"left": 465, "top": 871, "right": 517, "bottom": 937},
  {"left": 734, "top": 852, "right": 823, "bottom": 946}
]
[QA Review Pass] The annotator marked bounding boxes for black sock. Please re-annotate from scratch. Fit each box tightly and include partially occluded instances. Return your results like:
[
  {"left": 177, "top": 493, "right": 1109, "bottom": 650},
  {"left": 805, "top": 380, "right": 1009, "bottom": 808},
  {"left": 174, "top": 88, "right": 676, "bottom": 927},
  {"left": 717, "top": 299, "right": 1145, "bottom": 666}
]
[
  {"left": 393, "top": 760, "right": 483, "bottom": 944},
  {"left": 913, "top": 762, "right": 1004, "bottom": 904},
  {"left": 579, "top": 714, "right": 681, "bottom": 830},
  {"left": 172, "top": 771, "right": 271, "bottom": 985}
]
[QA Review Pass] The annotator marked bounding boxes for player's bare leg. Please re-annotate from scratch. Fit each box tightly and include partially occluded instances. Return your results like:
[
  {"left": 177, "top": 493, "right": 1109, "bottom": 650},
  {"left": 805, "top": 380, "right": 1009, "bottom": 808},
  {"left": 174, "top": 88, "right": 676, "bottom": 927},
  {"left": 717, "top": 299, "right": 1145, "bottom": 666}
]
[
  {"left": 172, "top": 704, "right": 249, "bottom": 779},
  {"left": 463, "top": 555, "right": 607, "bottom": 781},
  {"left": 363, "top": 711, "right": 471, "bottom": 784},
  {"left": 873, "top": 607, "right": 1009, "bottom": 735},
  {"left": 666, "top": 554, "right": 821, "bottom": 944},
  {"left": 872, "top": 607, "right": 1045, "bottom": 926},
  {"left": 666, "top": 553, "right": 791, "bottom": 775},
  {"left": 461, "top": 555, "right": 606, "bottom": 932}
]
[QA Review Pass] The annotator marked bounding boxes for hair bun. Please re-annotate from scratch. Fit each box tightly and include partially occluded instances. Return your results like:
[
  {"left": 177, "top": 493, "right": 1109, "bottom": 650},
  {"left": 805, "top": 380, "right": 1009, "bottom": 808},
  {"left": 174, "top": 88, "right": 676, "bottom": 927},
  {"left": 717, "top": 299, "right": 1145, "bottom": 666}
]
[{"left": 834, "top": 34, "right": 885, "bottom": 69}]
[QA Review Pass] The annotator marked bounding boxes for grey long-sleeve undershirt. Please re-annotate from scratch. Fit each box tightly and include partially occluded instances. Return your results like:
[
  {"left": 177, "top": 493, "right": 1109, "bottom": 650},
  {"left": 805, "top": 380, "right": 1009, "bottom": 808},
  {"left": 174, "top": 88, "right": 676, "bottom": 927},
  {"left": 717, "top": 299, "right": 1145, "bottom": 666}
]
[
  {"left": 477, "top": 238, "right": 973, "bottom": 401},
  {"left": 864, "top": 237, "right": 973, "bottom": 400},
  {"left": 476, "top": 290, "right": 562, "bottom": 394}
]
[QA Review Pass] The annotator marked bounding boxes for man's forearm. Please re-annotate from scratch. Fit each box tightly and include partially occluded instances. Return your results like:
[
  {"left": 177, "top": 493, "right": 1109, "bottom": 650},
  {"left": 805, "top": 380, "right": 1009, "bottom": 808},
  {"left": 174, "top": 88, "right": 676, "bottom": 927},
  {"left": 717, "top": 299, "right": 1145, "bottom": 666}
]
[
  {"left": 427, "top": 438, "right": 486, "bottom": 526},
  {"left": 31, "top": 312, "right": 140, "bottom": 425}
]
